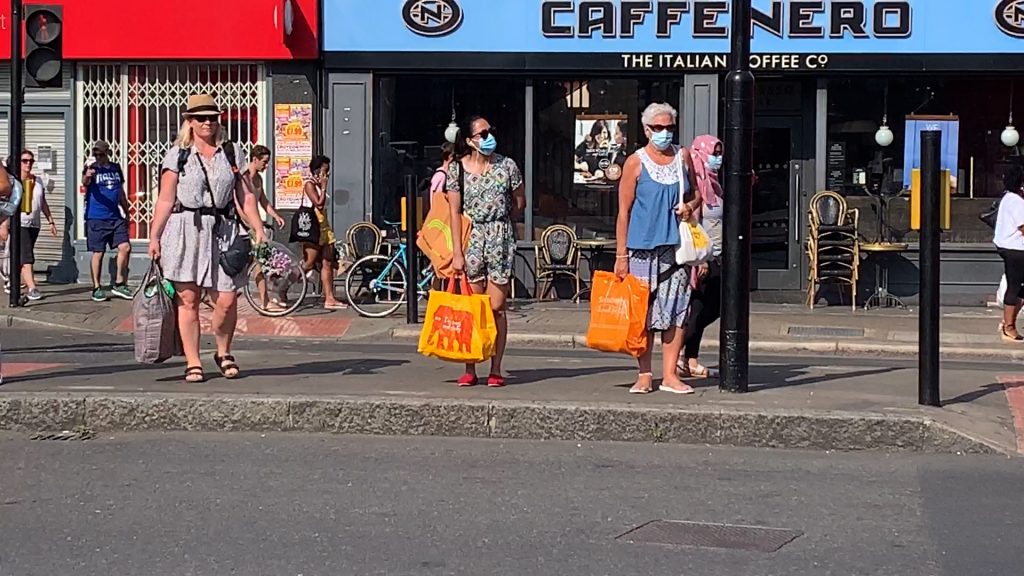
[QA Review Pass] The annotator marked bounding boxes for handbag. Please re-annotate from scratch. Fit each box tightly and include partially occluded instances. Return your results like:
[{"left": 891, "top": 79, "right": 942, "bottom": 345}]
[
  {"left": 418, "top": 274, "right": 497, "bottom": 363},
  {"left": 585, "top": 271, "right": 649, "bottom": 358},
  {"left": 196, "top": 156, "right": 252, "bottom": 277},
  {"left": 290, "top": 204, "right": 321, "bottom": 244},
  {"left": 133, "top": 261, "right": 182, "bottom": 364},
  {"left": 673, "top": 149, "right": 713, "bottom": 266}
]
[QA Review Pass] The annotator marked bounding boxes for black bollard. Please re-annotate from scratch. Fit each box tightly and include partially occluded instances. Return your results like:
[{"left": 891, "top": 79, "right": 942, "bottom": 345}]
[
  {"left": 8, "top": 0, "right": 23, "bottom": 307},
  {"left": 720, "top": 0, "right": 755, "bottom": 393},
  {"left": 404, "top": 174, "right": 420, "bottom": 324},
  {"left": 918, "top": 130, "right": 941, "bottom": 407}
]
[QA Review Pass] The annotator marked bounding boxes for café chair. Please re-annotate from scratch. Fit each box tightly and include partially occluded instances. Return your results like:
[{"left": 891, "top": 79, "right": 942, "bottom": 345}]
[
  {"left": 534, "top": 224, "right": 581, "bottom": 301},
  {"left": 345, "top": 221, "right": 383, "bottom": 260},
  {"left": 805, "top": 191, "right": 860, "bottom": 311}
]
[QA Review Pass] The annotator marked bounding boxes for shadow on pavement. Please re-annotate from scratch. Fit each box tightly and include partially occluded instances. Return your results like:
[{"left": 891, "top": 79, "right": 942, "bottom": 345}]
[{"left": 943, "top": 382, "right": 1007, "bottom": 406}]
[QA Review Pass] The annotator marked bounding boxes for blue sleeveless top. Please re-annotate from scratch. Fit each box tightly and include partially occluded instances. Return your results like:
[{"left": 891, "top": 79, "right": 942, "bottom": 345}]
[{"left": 626, "top": 147, "right": 690, "bottom": 250}]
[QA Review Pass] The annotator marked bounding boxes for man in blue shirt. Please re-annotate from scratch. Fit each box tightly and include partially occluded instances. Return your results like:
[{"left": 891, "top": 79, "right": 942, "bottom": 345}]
[{"left": 82, "top": 140, "right": 132, "bottom": 301}]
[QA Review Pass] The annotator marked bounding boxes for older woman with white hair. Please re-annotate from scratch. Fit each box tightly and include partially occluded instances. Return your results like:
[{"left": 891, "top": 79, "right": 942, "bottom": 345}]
[
  {"left": 614, "top": 102, "right": 701, "bottom": 395},
  {"left": 148, "top": 94, "right": 266, "bottom": 383}
]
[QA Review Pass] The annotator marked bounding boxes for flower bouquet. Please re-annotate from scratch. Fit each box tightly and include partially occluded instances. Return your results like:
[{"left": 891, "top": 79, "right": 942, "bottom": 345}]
[{"left": 253, "top": 241, "right": 302, "bottom": 293}]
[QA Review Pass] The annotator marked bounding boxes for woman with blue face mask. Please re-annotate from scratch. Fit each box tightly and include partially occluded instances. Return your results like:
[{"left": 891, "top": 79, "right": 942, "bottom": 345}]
[
  {"left": 447, "top": 115, "right": 526, "bottom": 388},
  {"left": 614, "top": 102, "right": 702, "bottom": 395},
  {"left": 680, "top": 135, "right": 724, "bottom": 379}
]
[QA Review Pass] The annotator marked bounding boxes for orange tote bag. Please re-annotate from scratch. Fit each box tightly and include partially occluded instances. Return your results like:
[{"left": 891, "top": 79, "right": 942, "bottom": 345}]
[{"left": 585, "top": 271, "right": 649, "bottom": 358}]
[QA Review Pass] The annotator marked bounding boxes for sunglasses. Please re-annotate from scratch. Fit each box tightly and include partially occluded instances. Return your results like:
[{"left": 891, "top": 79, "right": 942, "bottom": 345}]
[
  {"left": 646, "top": 124, "right": 674, "bottom": 132},
  {"left": 20, "top": 158, "right": 34, "bottom": 164},
  {"left": 191, "top": 115, "right": 219, "bottom": 124},
  {"left": 472, "top": 128, "right": 495, "bottom": 139}
]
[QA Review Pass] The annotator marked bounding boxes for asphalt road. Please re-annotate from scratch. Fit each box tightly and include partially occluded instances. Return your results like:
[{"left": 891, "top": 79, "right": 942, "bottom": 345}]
[{"left": 0, "top": 433, "right": 1021, "bottom": 576}]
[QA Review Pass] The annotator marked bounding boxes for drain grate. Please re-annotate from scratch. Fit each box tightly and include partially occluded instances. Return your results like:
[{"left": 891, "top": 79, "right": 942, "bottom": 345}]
[
  {"left": 787, "top": 325, "right": 864, "bottom": 339},
  {"left": 30, "top": 428, "right": 95, "bottom": 442},
  {"left": 616, "top": 520, "right": 802, "bottom": 553}
]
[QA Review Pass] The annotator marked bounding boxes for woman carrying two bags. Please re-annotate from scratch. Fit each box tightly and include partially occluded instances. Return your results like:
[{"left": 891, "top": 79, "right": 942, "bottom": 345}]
[{"left": 614, "top": 103, "right": 701, "bottom": 395}]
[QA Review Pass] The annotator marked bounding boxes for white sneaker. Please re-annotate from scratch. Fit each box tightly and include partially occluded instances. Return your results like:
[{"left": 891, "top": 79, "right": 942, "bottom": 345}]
[{"left": 26, "top": 288, "right": 42, "bottom": 301}]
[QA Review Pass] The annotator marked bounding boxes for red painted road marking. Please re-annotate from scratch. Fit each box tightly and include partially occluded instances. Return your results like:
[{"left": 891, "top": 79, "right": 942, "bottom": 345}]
[
  {"left": 1, "top": 362, "right": 65, "bottom": 379},
  {"left": 998, "top": 376, "right": 1024, "bottom": 454}
]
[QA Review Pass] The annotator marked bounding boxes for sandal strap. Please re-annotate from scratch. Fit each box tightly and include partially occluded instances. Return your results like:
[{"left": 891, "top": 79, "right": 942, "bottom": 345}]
[{"left": 185, "top": 366, "right": 204, "bottom": 374}]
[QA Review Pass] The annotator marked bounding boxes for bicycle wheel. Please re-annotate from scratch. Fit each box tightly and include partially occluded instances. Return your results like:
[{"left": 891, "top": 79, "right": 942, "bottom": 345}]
[
  {"left": 345, "top": 254, "right": 407, "bottom": 318},
  {"left": 243, "top": 260, "right": 308, "bottom": 317}
]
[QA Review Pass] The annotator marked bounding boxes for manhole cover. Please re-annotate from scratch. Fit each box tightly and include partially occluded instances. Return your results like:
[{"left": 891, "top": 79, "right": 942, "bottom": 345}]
[
  {"left": 616, "top": 520, "right": 802, "bottom": 553},
  {"left": 787, "top": 326, "right": 864, "bottom": 339}
]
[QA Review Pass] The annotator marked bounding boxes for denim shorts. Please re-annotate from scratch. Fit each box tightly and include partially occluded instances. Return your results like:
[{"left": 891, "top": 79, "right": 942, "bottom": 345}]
[{"left": 86, "top": 219, "right": 130, "bottom": 252}]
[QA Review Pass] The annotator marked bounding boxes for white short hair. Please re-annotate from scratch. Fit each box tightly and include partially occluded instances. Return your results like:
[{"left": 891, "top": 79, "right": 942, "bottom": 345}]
[{"left": 641, "top": 102, "right": 678, "bottom": 126}]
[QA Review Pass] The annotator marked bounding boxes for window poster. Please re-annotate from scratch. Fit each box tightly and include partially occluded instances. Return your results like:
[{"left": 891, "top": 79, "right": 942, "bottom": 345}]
[
  {"left": 902, "top": 115, "right": 959, "bottom": 194},
  {"left": 274, "top": 103, "right": 314, "bottom": 210},
  {"left": 574, "top": 114, "right": 629, "bottom": 187}
]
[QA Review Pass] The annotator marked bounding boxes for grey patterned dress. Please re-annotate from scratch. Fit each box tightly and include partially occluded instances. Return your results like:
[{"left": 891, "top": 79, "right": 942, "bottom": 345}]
[{"left": 159, "top": 143, "right": 249, "bottom": 292}]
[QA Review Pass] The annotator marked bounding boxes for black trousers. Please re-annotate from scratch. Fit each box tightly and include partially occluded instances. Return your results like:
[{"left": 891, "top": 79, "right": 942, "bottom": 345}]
[
  {"left": 683, "top": 259, "right": 721, "bottom": 359},
  {"left": 999, "top": 248, "right": 1024, "bottom": 307}
]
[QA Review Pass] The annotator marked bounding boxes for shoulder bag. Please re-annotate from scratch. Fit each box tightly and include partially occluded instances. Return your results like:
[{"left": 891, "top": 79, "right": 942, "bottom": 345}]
[{"left": 196, "top": 150, "right": 252, "bottom": 277}]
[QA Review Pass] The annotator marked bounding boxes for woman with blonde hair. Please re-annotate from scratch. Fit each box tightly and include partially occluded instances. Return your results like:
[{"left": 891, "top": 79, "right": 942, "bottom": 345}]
[
  {"left": 614, "top": 102, "right": 701, "bottom": 395},
  {"left": 148, "top": 94, "right": 266, "bottom": 383}
]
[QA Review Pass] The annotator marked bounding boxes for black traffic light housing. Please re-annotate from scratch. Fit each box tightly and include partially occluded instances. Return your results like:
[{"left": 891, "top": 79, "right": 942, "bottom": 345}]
[{"left": 24, "top": 5, "right": 63, "bottom": 88}]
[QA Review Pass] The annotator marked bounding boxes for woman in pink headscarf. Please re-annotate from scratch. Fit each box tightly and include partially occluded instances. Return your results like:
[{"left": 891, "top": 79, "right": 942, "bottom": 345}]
[{"left": 679, "top": 135, "right": 724, "bottom": 378}]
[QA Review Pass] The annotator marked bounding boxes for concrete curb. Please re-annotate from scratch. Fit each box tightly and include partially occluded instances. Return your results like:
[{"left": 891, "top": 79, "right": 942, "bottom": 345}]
[
  {"left": 6, "top": 313, "right": 97, "bottom": 332},
  {"left": 0, "top": 392, "right": 1010, "bottom": 455},
  {"left": 391, "top": 327, "right": 1024, "bottom": 361}
]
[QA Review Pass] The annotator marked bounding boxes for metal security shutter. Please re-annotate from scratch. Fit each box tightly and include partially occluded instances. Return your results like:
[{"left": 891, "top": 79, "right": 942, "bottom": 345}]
[
  {"left": 0, "top": 113, "right": 8, "bottom": 159},
  {"left": 24, "top": 114, "right": 67, "bottom": 265}
]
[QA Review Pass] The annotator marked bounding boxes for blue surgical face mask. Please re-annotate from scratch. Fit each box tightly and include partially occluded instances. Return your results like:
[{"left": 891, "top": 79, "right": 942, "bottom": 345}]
[
  {"left": 707, "top": 155, "right": 723, "bottom": 172},
  {"left": 477, "top": 134, "right": 497, "bottom": 156},
  {"left": 650, "top": 130, "right": 673, "bottom": 150}
]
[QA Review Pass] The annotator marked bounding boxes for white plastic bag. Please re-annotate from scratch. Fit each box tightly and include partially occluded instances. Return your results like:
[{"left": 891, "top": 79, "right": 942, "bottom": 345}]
[{"left": 673, "top": 148, "right": 713, "bottom": 266}]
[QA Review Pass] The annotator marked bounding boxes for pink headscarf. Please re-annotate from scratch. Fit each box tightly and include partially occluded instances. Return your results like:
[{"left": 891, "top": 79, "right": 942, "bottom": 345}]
[{"left": 690, "top": 135, "right": 723, "bottom": 213}]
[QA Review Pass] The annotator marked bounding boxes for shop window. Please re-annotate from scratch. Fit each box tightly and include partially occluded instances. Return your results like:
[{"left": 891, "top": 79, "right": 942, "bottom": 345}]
[
  {"left": 373, "top": 76, "right": 526, "bottom": 233},
  {"left": 826, "top": 77, "right": 1024, "bottom": 244},
  {"left": 532, "top": 79, "right": 681, "bottom": 240},
  {"left": 77, "top": 63, "right": 265, "bottom": 240}
]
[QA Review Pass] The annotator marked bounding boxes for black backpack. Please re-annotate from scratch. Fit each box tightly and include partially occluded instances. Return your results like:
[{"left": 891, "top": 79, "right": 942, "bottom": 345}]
[{"left": 176, "top": 141, "right": 239, "bottom": 177}]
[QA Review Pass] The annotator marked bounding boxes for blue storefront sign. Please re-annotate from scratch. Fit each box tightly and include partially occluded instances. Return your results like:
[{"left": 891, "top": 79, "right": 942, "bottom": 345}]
[{"left": 324, "top": 0, "right": 1024, "bottom": 64}]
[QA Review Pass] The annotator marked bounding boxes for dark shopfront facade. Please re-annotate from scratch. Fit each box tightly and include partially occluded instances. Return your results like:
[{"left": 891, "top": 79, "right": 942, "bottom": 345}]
[{"left": 322, "top": 0, "right": 1024, "bottom": 304}]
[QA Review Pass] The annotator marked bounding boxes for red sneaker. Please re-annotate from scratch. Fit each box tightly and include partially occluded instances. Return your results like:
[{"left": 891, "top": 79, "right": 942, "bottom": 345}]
[
  {"left": 457, "top": 373, "right": 478, "bottom": 387},
  {"left": 486, "top": 374, "right": 506, "bottom": 388}
]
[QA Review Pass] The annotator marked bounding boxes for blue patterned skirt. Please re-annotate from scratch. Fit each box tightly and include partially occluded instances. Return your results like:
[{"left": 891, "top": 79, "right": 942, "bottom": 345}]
[{"left": 628, "top": 245, "right": 691, "bottom": 331}]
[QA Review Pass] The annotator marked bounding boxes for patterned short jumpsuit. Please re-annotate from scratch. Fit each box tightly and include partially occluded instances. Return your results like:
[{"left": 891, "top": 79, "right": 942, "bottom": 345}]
[{"left": 446, "top": 154, "right": 523, "bottom": 285}]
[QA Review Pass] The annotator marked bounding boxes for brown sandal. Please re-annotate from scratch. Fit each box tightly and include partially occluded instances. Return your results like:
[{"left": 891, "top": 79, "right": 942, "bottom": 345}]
[
  {"left": 214, "top": 354, "right": 240, "bottom": 379},
  {"left": 184, "top": 366, "right": 206, "bottom": 383}
]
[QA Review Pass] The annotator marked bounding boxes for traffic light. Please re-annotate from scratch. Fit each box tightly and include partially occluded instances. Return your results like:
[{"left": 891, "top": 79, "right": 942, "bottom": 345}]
[{"left": 24, "top": 5, "right": 63, "bottom": 88}]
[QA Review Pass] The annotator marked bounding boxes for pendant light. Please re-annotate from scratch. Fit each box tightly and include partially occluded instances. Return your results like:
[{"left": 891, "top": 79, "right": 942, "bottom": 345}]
[
  {"left": 875, "top": 83, "right": 894, "bottom": 148},
  {"left": 1002, "top": 82, "right": 1020, "bottom": 148},
  {"left": 444, "top": 92, "right": 459, "bottom": 144}
]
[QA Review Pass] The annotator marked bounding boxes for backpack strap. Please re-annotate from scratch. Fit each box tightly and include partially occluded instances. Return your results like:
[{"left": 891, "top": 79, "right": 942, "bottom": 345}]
[
  {"left": 176, "top": 148, "right": 191, "bottom": 176},
  {"left": 221, "top": 141, "right": 238, "bottom": 174}
]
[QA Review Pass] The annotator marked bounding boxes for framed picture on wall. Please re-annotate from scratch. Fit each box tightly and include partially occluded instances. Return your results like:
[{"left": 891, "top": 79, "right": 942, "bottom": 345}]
[{"left": 573, "top": 114, "right": 628, "bottom": 187}]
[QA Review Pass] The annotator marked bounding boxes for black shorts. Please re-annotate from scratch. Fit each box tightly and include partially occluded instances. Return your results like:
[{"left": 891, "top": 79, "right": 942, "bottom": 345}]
[
  {"left": 18, "top": 226, "right": 40, "bottom": 265},
  {"left": 998, "top": 248, "right": 1024, "bottom": 306}
]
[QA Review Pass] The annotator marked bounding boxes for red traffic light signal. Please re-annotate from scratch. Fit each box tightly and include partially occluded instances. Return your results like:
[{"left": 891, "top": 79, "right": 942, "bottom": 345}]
[{"left": 24, "top": 6, "right": 63, "bottom": 87}]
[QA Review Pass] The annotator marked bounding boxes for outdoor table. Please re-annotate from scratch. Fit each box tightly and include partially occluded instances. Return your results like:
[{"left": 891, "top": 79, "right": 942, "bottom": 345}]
[
  {"left": 860, "top": 242, "right": 909, "bottom": 310},
  {"left": 572, "top": 238, "right": 617, "bottom": 302}
]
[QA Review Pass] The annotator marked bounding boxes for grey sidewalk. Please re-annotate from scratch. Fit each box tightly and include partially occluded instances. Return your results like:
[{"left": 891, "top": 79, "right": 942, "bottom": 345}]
[{"left": 1, "top": 329, "right": 1021, "bottom": 456}]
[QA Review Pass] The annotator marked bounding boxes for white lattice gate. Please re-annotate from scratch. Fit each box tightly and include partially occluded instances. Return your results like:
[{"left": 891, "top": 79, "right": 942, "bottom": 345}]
[{"left": 75, "top": 63, "right": 266, "bottom": 240}]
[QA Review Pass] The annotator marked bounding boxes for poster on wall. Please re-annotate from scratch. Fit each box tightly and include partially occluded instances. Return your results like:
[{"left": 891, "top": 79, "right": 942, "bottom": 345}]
[
  {"left": 902, "top": 115, "right": 959, "bottom": 194},
  {"left": 274, "top": 103, "right": 313, "bottom": 209},
  {"left": 574, "top": 114, "right": 628, "bottom": 187}
]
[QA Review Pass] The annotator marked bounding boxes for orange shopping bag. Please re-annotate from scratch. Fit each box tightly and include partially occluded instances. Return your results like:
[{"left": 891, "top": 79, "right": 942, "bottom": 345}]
[
  {"left": 416, "top": 191, "right": 472, "bottom": 279},
  {"left": 418, "top": 275, "right": 497, "bottom": 363},
  {"left": 585, "top": 271, "right": 649, "bottom": 358}
]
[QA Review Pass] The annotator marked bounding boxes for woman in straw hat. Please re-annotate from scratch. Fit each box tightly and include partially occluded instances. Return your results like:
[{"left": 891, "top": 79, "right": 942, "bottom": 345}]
[{"left": 148, "top": 94, "right": 266, "bottom": 383}]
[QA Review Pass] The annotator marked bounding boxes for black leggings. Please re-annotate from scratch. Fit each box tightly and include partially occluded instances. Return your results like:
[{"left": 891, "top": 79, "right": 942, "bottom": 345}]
[
  {"left": 683, "top": 259, "right": 721, "bottom": 359},
  {"left": 999, "top": 248, "right": 1024, "bottom": 307}
]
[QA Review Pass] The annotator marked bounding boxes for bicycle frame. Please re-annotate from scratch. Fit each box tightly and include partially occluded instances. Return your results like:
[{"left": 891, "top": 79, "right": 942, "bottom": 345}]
[{"left": 370, "top": 242, "right": 434, "bottom": 299}]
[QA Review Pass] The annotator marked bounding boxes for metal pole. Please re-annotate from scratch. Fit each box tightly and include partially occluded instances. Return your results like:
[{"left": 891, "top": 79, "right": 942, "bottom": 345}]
[
  {"left": 720, "top": 0, "right": 754, "bottom": 393},
  {"left": 918, "top": 130, "right": 941, "bottom": 407},
  {"left": 404, "top": 174, "right": 420, "bottom": 324},
  {"left": 8, "top": 0, "right": 23, "bottom": 307}
]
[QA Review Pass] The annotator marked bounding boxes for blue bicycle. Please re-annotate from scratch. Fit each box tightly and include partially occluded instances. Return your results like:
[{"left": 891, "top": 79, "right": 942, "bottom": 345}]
[{"left": 344, "top": 227, "right": 435, "bottom": 318}]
